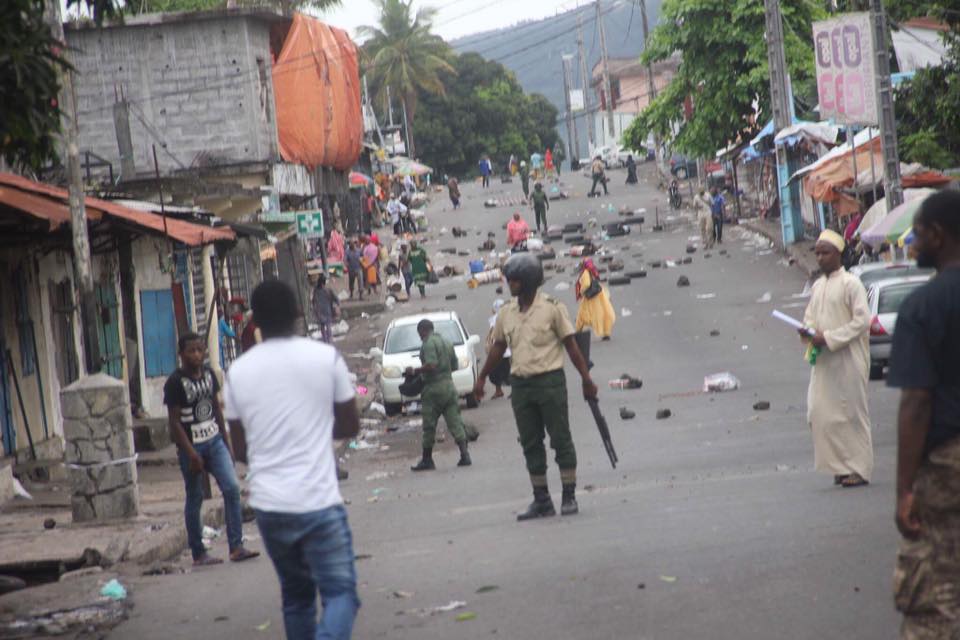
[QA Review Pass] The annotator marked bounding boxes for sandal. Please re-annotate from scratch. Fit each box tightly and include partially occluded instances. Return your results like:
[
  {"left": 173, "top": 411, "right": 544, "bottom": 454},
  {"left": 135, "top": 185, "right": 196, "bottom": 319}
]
[
  {"left": 833, "top": 475, "right": 850, "bottom": 485},
  {"left": 840, "top": 474, "right": 869, "bottom": 488},
  {"left": 492, "top": 390, "right": 505, "bottom": 399},
  {"left": 193, "top": 555, "right": 224, "bottom": 567},
  {"left": 230, "top": 548, "right": 261, "bottom": 562}
]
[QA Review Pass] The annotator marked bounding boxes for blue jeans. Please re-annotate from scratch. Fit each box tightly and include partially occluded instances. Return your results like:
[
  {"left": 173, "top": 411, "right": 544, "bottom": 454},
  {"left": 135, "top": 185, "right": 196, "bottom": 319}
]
[
  {"left": 177, "top": 434, "right": 243, "bottom": 560},
  {"left": 255, "top": 505, "right": 360, "bottom": 640}
]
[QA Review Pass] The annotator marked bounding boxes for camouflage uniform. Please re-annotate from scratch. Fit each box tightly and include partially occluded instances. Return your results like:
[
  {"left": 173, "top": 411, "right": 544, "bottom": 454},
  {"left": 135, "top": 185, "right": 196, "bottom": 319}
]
[{"left": 894, "top": 437, "right": 960, "bottom": 639}]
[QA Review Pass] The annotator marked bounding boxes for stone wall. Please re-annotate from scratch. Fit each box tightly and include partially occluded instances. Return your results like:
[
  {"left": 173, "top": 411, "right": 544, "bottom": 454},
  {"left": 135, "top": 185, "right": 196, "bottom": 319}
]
[{"left": 61, "top": 375, "right": 140, "bottom": 523}]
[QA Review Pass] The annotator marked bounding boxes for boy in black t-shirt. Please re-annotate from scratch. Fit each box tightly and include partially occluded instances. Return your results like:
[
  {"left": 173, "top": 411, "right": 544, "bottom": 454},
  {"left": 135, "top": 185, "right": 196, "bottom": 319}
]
[{"left": 163, "top": 332, "right": 259, "bottom": 566}]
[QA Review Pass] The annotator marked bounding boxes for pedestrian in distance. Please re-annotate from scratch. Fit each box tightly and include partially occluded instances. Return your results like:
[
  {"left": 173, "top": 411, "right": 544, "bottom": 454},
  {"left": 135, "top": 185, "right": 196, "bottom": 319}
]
[
  {"left": 361, "top": 235, "right": 380, "bottom": 296},
  {"left": 553, "top": 141, "right": 565, "bottom": 177},
  {"left": 474, "top": 253, "right": 598, "bottom": 520},
  {"left": 696, "top": 189, "right": 715, "bottom": 249},
  {"left": 311, "top": 273, "right": 340, "bottom": 344},
  {"left": 447, "top": 176, "right": 461, "bottom": 209},
  {"left": 800, "top": 229, "right": 873, "bottom": 488},
  {"left": 506, "top": 212, "right": 530, "bottom": 249},
  {"left": 345, "top": 239, "right": 363, "bottom": 301},
  {"left": 574, "top": 258, "right": 615, "bottom": 341},
  {"left": 403, "top": 173, "right": 416, "bottom": 199},
  {"left": 710, "top": 187, "right": 726, "bottom": 244},
  {"left": 479, "top": 155, "right": 492, "bottom": 188},
  {"left": 886, "top": 190, "right": 960, "bottom": 639},
  {"left": 530, "top": 182, "right": 550, "bottom": 234},
  {"left": 387, "top": 194, "right": 407, "bottom": 236},
  {"left": 589, "top": 155, "right": 608, "bottom": 197},
  {"left": 519, "top": 161, "right": 530, "bottom": 202},
  {"left": 486, "top": 299, "right": 511, "bottom": 399},
  {"left": 407, "top": 239, "right": 431, "bottom": 299},
  {"left": 224, "top": 280, "right": 361, "bottom": 640},
  {"left": 408, "top": 319, "right": 472, "bottom": 471},
  {"left": 509, "top": 154, "right": 518, "bottom": 176},
  {"left": 544, "top": 148, "right": 554, "bottom": 177},
  {"left": 625, "top": 154, "right": 638, "bottom": 184},
  {"left": 163, "top": 333, "right": 260, "bottom": 567}
]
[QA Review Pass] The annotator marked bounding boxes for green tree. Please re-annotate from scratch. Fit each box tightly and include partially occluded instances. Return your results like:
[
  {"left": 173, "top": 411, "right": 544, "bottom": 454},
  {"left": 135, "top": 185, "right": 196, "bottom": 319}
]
[
  {"left": 889, "top": 0, "right": 960, "bottom": 168},
  {"left": 411, "top": 52, "right": 558, "bottom": 177},
  {"left": 359, "top": 0, "right": 454, "bottom": 159},
  {"left": 622, "top": 0, "right": 825, "bottom": 158}
]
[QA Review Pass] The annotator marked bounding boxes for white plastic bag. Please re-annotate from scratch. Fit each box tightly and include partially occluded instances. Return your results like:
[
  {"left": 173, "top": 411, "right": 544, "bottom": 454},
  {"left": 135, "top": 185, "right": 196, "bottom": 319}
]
[
  {"left": 332, "top": 319, "right": 349, "bottom": 336},
  {"left": 703, "top": 372, "right": 741, "bottom": 393}
]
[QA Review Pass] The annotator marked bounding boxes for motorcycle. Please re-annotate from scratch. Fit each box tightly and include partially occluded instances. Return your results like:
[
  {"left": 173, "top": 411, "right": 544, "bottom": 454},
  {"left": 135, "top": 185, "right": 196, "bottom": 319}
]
[{"left": 668, "top": 184, "right": 682, "bottom": 210}]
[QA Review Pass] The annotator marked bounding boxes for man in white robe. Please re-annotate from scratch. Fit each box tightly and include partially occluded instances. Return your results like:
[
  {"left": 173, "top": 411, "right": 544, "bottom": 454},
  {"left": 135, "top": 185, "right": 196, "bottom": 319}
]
[{"left": 801, "top": 229, "right": 874, "bottom": 487}]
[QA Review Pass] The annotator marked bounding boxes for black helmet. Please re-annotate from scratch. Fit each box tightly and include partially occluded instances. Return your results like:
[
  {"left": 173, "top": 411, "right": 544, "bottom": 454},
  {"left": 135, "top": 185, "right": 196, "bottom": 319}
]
[{"left": 502, "top": 253, "right": 543, "bottom": 294}]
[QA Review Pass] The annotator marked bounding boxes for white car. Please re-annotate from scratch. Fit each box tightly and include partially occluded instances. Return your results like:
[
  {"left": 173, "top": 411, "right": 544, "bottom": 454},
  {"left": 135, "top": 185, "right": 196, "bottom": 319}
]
[
  {"left": 851, "top": 261, "right": 934, "bottom": 290},
  {"left": 866, "top": 275, "right": 931, "bottom": 380},
  {"left": 380, "top": 312, "right": 482, "bottom": 416}
]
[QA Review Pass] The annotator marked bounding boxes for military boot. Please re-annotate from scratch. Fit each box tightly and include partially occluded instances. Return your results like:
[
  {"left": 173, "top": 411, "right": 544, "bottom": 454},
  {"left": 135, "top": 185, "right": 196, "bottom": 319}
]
[
  {"left": 457, "top": 441, "right": 472, "bottom": 467},
  {"left": 561, "top": 483, "right": 579, "bottom": 516},
  {"left": 517, "top": 487, "right": 555, "bottom": 521},
  {"left": 411, "top": 448, "right": 435, "bottom": 472}
]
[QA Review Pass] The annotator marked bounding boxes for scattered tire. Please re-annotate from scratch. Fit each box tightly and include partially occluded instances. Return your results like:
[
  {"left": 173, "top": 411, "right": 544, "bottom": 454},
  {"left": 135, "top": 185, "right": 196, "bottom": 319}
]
[
  {"left": 564, "top": 223, "right": 584, "bottom": 233},
  {"left": 656, "top": 409, "right": 672, "bottom": 420},
  {"left": 753, "top": 401, "right": 771, "bottom": 411},
  {"left": 677, "top": 275, "right": 690, "bottom": 287},
  {"left": 608, "top": 276, "right": 631, "bottom": 286},
  {"left": 564, "top": 235, "right": 586, "bottom": 244},
  {"left": 626, "top": 270, "right": 647, "bottom": 279},
  {"left": 385, "top": 403, "right": 402, "bottom": 417}
]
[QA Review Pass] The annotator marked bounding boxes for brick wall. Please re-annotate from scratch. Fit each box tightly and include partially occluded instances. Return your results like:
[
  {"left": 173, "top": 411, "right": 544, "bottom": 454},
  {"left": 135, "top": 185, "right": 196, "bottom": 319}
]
[{"left": 67, "top": 13, "right": 281, "bottom": 178}]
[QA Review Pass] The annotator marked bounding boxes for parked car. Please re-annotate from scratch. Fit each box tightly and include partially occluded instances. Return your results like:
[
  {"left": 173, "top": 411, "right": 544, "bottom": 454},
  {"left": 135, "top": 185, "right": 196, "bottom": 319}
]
[
  {"left": 865, "top": 275, "right": 931, "bottom": 379},
  {"left": 669, "top": 153, "right": 698, "bottom": 179},
  {"left": 851, "top": 261, "right": 934, "bottom": 290},
  {"left": 380, "top": 311, "right": 481, "bottom": 416}
]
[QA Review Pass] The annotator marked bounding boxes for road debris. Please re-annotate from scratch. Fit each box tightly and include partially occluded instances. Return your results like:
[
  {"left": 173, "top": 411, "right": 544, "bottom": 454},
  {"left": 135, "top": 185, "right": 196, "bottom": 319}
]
[
  {"left": 677, "top": 276, "right": 690, "bottom": 287},
  {"left": 456, "top": 612, "right": 478, "bottom": 622},
  {"left": 753, "top": 401, "right": 771, "bottom": 411},
  {"left": 619, "top": 408, "right": 636, "bottom": 420},
  {"left": 656, "top": 409, "right": 672, "bottom": 420},
  {"left": 756, "top": 292, "right": 772, "bottom": 303},
  {"left": 392, "top": 590, "right": 414, "bottom": 599},
  {"left": 609, "top": 374, "right": 642, "bottom": 390},
  {"left": 99, "top": 579, "right": 127, "bottom": 601},
  {"left": 696, "top": 293, "right": 716, "bottom": 300},
  {"left": 709, "top": 329, "right": 721, "bottom": 337},
  {"left": 659, "top": 576, "right": 678, "bottom": 583},
  {"left": 703, "top": 372, "right": 741, "bottom": 392},
  {"left": 476, "top": 585, "right": 499, "bottom": 594}
]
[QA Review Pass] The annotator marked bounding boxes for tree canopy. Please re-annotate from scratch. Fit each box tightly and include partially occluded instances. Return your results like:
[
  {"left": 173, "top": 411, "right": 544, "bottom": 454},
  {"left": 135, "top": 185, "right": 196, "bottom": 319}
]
[
  {"left": 411, "top": 52, "right": 559, "bottom": 177},
  {"left": 359, "top": 0, "right": 454, "bottom": 158},
  {"left": 622, "top": 0, "right": 825, "bottom": 158},
  {"left": 889, "top": 0, "right": 960, "bottom": 168}
]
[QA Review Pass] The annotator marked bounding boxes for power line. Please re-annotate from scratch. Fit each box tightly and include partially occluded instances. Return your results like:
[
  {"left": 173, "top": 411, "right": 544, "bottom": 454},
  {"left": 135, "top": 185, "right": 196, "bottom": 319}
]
[{"left": 454, "top": 3, "right": 592, "bottom": 49}]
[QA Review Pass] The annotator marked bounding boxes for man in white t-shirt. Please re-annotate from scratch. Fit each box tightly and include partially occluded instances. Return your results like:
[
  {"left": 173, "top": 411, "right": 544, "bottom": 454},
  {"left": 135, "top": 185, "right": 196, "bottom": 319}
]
[{"left": 225, "top": 280, "right": 361, "bottom": 640}]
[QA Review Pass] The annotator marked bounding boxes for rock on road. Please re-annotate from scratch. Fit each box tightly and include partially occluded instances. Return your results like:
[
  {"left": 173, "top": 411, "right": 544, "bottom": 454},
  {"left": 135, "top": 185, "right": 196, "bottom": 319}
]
[{"left": 111, "top": 168, "right": 901, "bottom": 640}]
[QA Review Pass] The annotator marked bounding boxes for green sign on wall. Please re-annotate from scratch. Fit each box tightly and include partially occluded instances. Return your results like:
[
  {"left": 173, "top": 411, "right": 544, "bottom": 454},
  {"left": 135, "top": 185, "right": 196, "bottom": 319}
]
[{"left": 295, "top": 210, "right": 324, "bottom": 238}]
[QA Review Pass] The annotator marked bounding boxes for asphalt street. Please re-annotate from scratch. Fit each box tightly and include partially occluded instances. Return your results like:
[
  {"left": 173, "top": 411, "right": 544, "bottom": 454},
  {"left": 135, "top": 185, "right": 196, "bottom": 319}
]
[{"left": 111, "top": 166, "right": 903, "bottom": 639}]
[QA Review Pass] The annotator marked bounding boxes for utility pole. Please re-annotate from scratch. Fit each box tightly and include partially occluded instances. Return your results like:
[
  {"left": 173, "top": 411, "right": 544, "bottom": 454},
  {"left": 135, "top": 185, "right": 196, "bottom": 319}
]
[
  {"left": 45, "top": 0, "right": 102, "bottom": 373},
  {"left": 639, "top": 0, "right": 661, "bottom": 164},
  {"left": 596, "top": 0, "right": 616, "bottom": 145},
  {"left": 871, "top": 0, "right": 903, "bottom": 210},
  {"left": 561, "top": 55, "right": 580, "bottom": 169},
  {"left": 576, "top": 14, "right": 594, "bottom": 150},
  {"left": 639, "top": 0, "right": 657, "bottom": 104},
  {"left": 763, "top": 0, "right": 803, "bottom": 244}
]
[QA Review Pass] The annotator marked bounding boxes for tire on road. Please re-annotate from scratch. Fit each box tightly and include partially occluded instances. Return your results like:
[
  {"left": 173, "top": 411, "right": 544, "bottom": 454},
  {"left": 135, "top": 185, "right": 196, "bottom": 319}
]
[{"left": 608, "top": 276, "right": 631, "bottom": 286}]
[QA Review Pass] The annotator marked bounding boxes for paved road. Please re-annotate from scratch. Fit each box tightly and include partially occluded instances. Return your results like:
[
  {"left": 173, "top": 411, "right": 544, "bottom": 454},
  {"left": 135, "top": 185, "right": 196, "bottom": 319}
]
[{"left": 112, "top": 167, "right": 902, "bottom": 639}]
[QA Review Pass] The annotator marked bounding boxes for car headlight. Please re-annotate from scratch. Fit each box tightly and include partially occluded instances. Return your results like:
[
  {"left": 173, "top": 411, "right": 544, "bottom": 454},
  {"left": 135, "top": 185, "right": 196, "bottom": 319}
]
[
  {"left": 458, "top": 355, "right": 471, "bottom": 370},
  {"left": 382, "top": 366, "right": 403, "bottom": 379}
]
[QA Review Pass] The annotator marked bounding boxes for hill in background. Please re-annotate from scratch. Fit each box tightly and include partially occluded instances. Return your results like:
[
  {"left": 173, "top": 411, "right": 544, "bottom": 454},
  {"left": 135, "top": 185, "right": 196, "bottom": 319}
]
[{"left": 452, "top": 0, "right": 662, "bottom": 160}]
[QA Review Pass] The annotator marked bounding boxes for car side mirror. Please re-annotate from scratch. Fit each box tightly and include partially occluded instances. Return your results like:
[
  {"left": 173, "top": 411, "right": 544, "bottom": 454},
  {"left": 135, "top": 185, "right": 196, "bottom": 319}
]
[{"left": 467, "top": 335, "right": 480, "bottom": 347}]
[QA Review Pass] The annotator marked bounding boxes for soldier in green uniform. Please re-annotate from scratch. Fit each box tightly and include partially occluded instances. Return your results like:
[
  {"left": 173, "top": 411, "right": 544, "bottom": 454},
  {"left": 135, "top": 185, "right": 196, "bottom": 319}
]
[
  {"left": 530, "top": 182, "right": 550, "bottom": 234},
  {"left": 407, "top": 319, "right": 471, "bottom": 471},
  {"left": 474, "top": 253, "right": 598, "bottom": 520},
  {"left": 519, "top": 161, "right": 530, "bottom": 202}
]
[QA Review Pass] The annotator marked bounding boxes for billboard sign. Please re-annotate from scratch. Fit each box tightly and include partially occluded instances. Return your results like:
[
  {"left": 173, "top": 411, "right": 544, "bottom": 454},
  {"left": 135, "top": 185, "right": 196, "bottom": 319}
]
[
  {"left": 570, "top": 89, "right": 585, "bottom": 112},
  {"left": 813, "top": 13, "right": 878, "bottom": 126}
]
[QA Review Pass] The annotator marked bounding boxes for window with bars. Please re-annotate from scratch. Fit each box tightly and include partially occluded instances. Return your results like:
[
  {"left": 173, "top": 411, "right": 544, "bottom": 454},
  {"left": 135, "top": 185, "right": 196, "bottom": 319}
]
[
  {"left": 12, "top": 267, "right": 35, "bottom": 376},
  {"left": 49, "top": 280, "right": 79, "bottom": 387}
]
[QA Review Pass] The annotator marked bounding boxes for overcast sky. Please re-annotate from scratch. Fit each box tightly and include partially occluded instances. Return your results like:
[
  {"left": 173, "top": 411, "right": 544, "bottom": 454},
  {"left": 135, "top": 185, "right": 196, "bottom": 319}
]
[{"left": 321, "top": 0, "right": 591, "bottom": 42}]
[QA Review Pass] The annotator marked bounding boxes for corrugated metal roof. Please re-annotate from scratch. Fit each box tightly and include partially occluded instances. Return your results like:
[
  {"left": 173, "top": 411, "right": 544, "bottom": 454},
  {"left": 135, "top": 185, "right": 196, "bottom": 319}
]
[{"left": 0, "top": 173, "right": 234, "bottom": 246}]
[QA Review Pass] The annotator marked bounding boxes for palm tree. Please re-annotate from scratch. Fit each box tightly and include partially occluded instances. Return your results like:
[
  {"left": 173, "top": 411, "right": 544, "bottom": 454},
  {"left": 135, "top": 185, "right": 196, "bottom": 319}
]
[{"left": 358, "top": 0, "right": 454, "bottom": 158}]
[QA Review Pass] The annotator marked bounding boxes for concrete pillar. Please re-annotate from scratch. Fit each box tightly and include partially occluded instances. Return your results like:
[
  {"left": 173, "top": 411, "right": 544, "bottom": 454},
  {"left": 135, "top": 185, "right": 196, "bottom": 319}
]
[{"left": 61, "top": 373, "right": 140, "bottom": 523}]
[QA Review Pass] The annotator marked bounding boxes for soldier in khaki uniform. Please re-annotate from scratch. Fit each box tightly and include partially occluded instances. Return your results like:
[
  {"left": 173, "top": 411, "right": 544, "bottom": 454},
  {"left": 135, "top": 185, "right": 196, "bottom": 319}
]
[
  {"left": 408, "top": 319, "right": 471, "bottom": 471},
  {"left": 475, "top": 253, "right": 598, "bottom": 520}
]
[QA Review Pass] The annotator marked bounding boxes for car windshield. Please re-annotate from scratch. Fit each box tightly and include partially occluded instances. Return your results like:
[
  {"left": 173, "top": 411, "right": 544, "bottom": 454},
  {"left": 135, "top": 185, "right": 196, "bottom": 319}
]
[
  {"left": 878, "top": 282, "right": 925, "bottom": 315},
  {"left": 384, "top": 320, "right": 464, "bottom": 354},
  {"left": 860, "top": 266, "right": 933, "bottom": 288}
]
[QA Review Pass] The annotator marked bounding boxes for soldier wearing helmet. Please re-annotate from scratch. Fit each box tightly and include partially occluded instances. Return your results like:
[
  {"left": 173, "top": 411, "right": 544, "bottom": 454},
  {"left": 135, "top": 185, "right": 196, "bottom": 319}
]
[{"left": 474, "top": 253, "right": 598, "bottom": 520}]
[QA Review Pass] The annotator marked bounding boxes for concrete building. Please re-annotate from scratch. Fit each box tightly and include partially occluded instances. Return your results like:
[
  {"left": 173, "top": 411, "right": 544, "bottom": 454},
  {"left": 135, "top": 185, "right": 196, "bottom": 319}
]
[
  {"left": 590, "top": 56, "right": 679, "bottom": 151},
  {"left": 0, "top": 173, "right": 233, "bottom": 463}
]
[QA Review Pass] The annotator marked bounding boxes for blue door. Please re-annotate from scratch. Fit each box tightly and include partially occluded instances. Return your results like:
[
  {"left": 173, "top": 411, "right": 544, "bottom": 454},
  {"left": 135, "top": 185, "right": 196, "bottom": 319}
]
[
  {"left": 0, "top": 283, "right": 14, "bottom": 455},
  {"left": 141, "top": 289, "right": 177, "bottom": 378}
]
